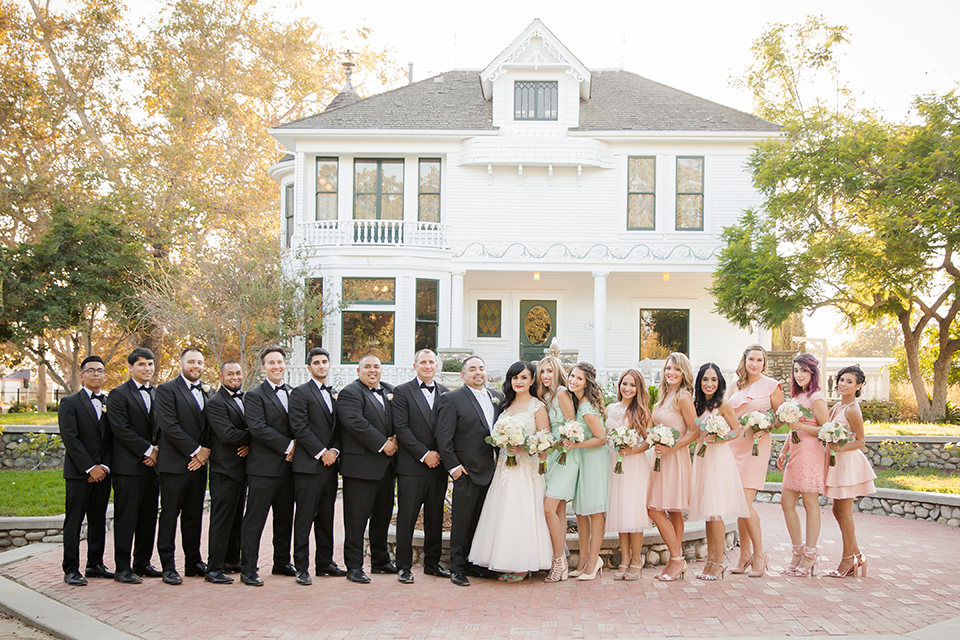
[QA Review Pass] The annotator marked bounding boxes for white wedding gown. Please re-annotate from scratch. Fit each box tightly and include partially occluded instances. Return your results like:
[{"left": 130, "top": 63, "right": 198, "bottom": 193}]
[{"left": 468, "top": 398, "right": 553, "bottom": 573}]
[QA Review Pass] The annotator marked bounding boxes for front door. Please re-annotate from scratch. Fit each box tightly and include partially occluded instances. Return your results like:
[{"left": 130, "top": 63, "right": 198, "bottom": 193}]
[{"left": 519, "top": 300, "right": 556, "bottom": 362}]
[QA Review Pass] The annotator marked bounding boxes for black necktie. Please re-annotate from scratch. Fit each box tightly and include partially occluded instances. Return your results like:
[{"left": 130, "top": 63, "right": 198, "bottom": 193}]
[{"left": 420, "top": 383, "right": 435, "bottom": 393}]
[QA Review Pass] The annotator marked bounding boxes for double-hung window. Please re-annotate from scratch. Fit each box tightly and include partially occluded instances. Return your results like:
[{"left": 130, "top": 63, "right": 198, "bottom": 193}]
[
  {"left": 676, "top": 157, "right": 704, "bottom": 230},
  {"left": 354, "top": 159, "right": 403, "bottom": 220},
  {"left": 316, "top": 158, "right": 338, "bottom": 221},
  {"left": 627, "top": 157, "right": 656, "bottom": 230}
]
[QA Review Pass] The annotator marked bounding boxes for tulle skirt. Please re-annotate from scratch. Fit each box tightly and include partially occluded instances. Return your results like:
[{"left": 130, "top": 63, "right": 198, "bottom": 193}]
[
  {"left": 605, "top": 449, "right": 651, "bottom": 533},
  {"left": 824, "top": 449, "right": 877, "bottom": 499},
  {"left": 689, "top": 443, "right": 751, "bottom": 521}
]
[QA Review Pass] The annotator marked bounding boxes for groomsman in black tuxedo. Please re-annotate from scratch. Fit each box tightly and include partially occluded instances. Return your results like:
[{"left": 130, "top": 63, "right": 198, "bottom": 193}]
[
  {"left": 154, "top": 347, "right": 211, "bottom": 585},
  {"left": 204, "top": 361, "right": 250, "bottom": 584},
  {"left": 288, "top": 347, "right": 345, "bottom": 585},
  {"left": 435, "top": 355, "right": 502, "bottom": 587},
  {"left": 60, "top": 355, "right": 113, "bottom": 586},
  {"left": 107, "top": 348, "right": 161, "bottom": 583},
  {"left": 337, "top": 353, "right": 398, "bottom": 584},
  {"left": 239, "top": 345, "right": 296, "bottom": 586},
  {"left": 393, "top": 349, "right": 450, "bottom": 584}
]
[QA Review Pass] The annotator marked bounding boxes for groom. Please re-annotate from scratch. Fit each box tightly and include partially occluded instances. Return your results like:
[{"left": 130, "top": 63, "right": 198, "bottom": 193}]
[{"left": 435, "top": 355, "right": 503, "bottom": 587}]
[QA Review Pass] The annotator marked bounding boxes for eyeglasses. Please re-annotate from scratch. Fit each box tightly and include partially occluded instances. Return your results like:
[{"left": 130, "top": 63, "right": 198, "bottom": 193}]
[{"left": 81, "top": 368, "right": 106, "bottom": 375}]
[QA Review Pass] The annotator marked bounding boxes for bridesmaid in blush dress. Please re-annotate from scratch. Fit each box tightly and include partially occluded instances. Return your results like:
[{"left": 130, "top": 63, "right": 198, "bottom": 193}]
[
  {"left": 728, "top": 344, "right": 784, "bottom": 577},
  {"left": 647, "top": 353, "right": 700, "bottom": 581},
  {"left": 777, "top": 353, "right": 829, "bottom": 577}
]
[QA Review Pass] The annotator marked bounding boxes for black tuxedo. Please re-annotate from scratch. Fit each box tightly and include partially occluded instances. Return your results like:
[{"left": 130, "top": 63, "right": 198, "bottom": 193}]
[
  {"left": 337, "top": 379, "right": 396, "bottom": 571},
  {"left": 393, "top": 377, "right": 449, "bottom": 570},
  {"left": 60, "top": 389, "right": 112, "bottom": 575},
  {"left": 435, "top": 384, "right": 503, "bottom": 574},
  {"left": 240, "top": 380, "right": 295, "bottom": 575},
  {"left": 205, "top": 386, "right": 250, "bottom": 571},
  {"left": 107, "top": 379, "right": 159, "bottom": 572},
  {"left": 154, "top": 376, "right": 211, "bottom": 572},
  {"left": 288, "top": 379, "right": 340, "bottom": 572}
]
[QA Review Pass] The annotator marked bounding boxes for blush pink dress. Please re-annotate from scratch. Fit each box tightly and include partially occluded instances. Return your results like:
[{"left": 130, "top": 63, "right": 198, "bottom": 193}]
[
  {"left": 728, "top": 376, "right": 781, "bottom": 491},
  {"left": 782, "top": 390, "right": 826, "bottom": 494},
  {"left": 824, "top": 402, "right": 877, "bottom": 499},
  {"left": 689, "top": 409, "right": 751, "bottom": 522},
  {"left": 605, "top": 404, "right": 651, "bottom": 533},
  {"left": 647, "top": 400, "right": 692, "bottom": 512}
]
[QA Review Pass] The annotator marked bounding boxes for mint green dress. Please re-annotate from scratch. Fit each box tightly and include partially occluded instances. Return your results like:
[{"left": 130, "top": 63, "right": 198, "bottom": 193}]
[
  {"left": 572, "top": 402, "right": 609, "bottom": 516},
  {"left": 544, "top": 387, "right": 580, "bottom": 501}
]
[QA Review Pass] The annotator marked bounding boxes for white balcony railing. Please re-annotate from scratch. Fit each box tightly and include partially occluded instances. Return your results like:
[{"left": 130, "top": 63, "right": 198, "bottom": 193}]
[{"left": 298, "top": 220, "right": 446, "bottom": 249}]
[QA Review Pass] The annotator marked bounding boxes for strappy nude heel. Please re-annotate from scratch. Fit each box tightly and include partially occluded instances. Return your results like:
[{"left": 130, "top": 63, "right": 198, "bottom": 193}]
[
  {"left": 544, "top": 555, "right": 568, "bottom": 583},
  {"left": 824, "top": 554, "right": 857, "bottom": 578},
  {"left": 654, "top": 557, "right": 686, "bottom": 581},
  {"left": 781, "top": 544, "right": 804, "bottom": 575},
  {"left": 624, "top": 564, "right": 642, "bottom": 581},
  {"left": 696, "top": 561, "right": 726, "bottom": 581}
]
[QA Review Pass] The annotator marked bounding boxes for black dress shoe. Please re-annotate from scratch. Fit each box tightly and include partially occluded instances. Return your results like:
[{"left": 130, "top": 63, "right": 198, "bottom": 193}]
[
  {"left": 296, "top": 570, "right": 312, "bottom": 586},
  {"left": 398, "top": 570, "right": 414, "bottom": 584},
  {"left": 423, "top": 564, "right": 451, "bottom": 578},
  {"left": 114, "top": 569, "right": 143, "bottom": 584},
  {"left": 315, "top": 562, "right": 347, "bottom": 577},
  {"left": 133, "top": 564, "right": 163, "bottom": 578},
  {"left": 64, "top": 571, "right": 88, "bottom": 586},
  {"left": 370, "top": 561, "right": 399, "bottom": 574},
  {"left": 450, "top": 571, "right": 470, "bottom": 587},
  {"left": 223, "top": 562, "right": 242, "bottom": 574},
  {"left": 162, "top": 570, "right": 183, "bottom": 585},
  {"left": 85, "top": 564, "right": 114, "bottom": 579},
  {"left": 184, "top": 561, "right": 209, "bottom": 577},
  {"left": 204, "top": 570, "right": 234, "bottom": 584},
  {"left": 271, "top": 562, "right": 297, "bottom": 576},
  {"left": 465, "top": 565, "right": 497, "bottom": 580},
  {"left": 241, "top": 572, "right": 264, "bottom": 587},
  {"left": 346, "top": 568, "right": 371, "bottom": 584}
]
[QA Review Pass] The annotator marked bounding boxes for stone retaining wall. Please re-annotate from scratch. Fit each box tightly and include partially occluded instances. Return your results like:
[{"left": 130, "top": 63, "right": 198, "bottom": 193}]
[
  {"left": 767, "top": 434, "right": 960, "bottom": 473},
  {"left": 1, "top": 428, "right": 65, "bottom": 469}
]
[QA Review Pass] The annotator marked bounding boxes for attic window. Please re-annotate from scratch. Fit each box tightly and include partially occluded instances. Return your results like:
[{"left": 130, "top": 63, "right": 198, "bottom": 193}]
[{"left": 514, "top": 81, "right": 558, "bottom": 121}]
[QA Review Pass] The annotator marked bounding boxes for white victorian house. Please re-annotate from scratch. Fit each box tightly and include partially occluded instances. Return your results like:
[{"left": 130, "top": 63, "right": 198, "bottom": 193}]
[{"left": 269, "top": 20, "right": 783, "bottom": 385}]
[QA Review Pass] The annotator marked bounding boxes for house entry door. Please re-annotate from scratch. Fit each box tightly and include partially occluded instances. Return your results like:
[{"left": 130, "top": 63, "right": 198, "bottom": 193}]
[{"left": 519, "top": 300, "right": 556, "bottom": 363}]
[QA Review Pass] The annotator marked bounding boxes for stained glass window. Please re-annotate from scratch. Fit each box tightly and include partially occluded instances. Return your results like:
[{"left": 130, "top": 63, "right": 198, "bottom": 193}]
[
  {"left": 477, "top": 300, "right": 502, "bottom": 338},
  {"left": 628, "top": 157, "right": 655, "bottom": 230},
  {"left": 676, "top": 157, "right": 704, "bottom": 230}
]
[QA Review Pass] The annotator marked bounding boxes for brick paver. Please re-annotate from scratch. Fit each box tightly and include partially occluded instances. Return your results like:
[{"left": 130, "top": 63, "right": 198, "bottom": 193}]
[{"left": 2, "top": 503, "right": 959, "bottom": 639}]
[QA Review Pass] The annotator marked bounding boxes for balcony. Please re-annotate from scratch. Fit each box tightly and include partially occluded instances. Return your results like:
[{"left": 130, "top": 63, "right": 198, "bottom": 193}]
[{"left": 297, "top": 220, "right": 446, "bottom": 249}]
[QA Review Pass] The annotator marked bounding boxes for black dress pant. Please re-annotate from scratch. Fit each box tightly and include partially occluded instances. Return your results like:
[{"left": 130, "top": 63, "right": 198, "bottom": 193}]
[
  {"left": 157, "top": 468, "right": 207, "bottom": 571},
  {"left": 293, "top": 466, "right": 338, "bottom": 572},
  {"left": 395, "top": 471, "right": 447, "bottom": 570},
  {"left": 240, "top": 468, "right": 294, "bottom": 574},
  {"left": 448, "top": 475, "right": 489, "bottom": 575},
  {"left": 341, "top": 469, "right": 395, "bottom": 571},
  {"left": 207, "top": 471, "right": 246, "bottom": 570},
  {"left": 112, "top": 471, "right": 159, "bottom": 572},
  {"left": 62, "top": 477, "right": 111, "bottom": 574}
]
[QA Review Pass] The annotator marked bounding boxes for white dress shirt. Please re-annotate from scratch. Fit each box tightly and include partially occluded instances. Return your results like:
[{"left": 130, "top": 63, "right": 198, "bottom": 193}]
[{"left": 82, "top": 387, "right": 109, "bottom": 474}]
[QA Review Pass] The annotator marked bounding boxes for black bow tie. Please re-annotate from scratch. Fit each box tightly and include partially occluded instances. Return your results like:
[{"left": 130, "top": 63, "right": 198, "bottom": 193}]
[
  {"left": 189, "top": 383, "right": 203, "bottom": 391},
  {"left": 231, "top": 391, "right": 244, "bottom": 399},
  {"left": 274, "top": 384, "right": 287, "bottom": 393},
  {"left": 371, "top": 387, "right": 384, "bottom": 395},
  {"left": 420, "top": 383, "right": 435, "bottom": 393},
  {"left": 320, "top": 384, "right": 333, "bottom": 392},
  {"left": 90, "top": 393, "right": 105, "bottom": 403},
  {"left": 138, "top": 385, "right": 151, "bottom": 393}
]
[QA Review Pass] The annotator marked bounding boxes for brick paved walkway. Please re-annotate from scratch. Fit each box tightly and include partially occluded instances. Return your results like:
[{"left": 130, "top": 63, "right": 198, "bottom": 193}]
[{"left": 2, "top": 502, "right": 958, "bottom": 639}]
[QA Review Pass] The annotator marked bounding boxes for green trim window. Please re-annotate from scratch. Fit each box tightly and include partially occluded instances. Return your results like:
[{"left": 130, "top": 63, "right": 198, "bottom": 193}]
[
  {"left": 477, "top": 300, "right": 502, "bottom": 338},
  {"left": 415, "top": 279, "right": 439, "bottom": 352},
  {"left": 627, "top": 156, "right": 656, "bottom": 230},
  {"left": 676, "top": 157, "right": 704, "bottom": 230},
  {"left": 639, "top": 309, "right": 689, "bottom": 360},
  {"left": 283, "top": 183, "right": 294, "bottom": 247},
  {"left": 316, "top": 158, "right": 338, "bottom": 221},
  {"left": 307, "top": 278, "right": 323, "bottom": 352},
  {"left": 342, "top": 278, "right": 395, "bottom": 304},
  {"left": 342, "top": 311, "right": 394, "bottom": 364},
  {"left": 354, "top": 159, "right": 403, "bottom": 220},
  {"left": 418, "top": 159, "right": 441, "bottom": 223},
  {"left": 514, "top": 81, "right": 558, "bottom": 121}
]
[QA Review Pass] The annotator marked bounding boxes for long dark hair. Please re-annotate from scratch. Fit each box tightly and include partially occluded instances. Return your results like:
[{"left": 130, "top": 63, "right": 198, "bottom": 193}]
[
  {"left": 791, "top": 352, "right": 821, "bottom": 397},
  {"left": 570, "top": 362, "right": 606, "bottom": 420},
  {"left": 694, "top": 362, "right": 726, "bottom": 416},
  {"left": 618, "top": 369, "right": 650, "bottom": 438},
  {"left": 501, "top": 361, "right": 539, "bottom": 411}
]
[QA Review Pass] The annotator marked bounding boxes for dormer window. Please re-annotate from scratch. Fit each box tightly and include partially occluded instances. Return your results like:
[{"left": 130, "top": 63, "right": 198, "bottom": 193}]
[{"left": 514, "top": 81, "right": 558, "bottom": 120}]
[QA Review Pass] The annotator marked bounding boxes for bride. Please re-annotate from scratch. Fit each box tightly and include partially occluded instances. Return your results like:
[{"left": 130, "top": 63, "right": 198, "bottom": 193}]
[{"left": 468, "top": 361, "right": 554, "bottom": 581}]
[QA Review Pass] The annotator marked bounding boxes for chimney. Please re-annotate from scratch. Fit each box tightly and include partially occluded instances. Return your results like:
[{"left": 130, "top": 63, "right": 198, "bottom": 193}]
[{"left": 408, "top": 62, "right": 414, "bottom": 85}]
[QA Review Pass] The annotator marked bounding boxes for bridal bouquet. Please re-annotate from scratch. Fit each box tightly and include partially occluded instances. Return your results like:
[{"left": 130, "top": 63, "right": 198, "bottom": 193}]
[
  {"left": 694, "top": 413, "right": 732, "bottom": 457},
  {"left": 525, "top": 430, "right": 555, "bottom": 475},
  {"left": 606, "top": 424, "right": 639, "bottom": 474},
  {"left": 817, "top": 422, "right": 851, "bottom": 467},
  {"left": 556, "top": 420, "right": 584, "bottom": 465},
  {"left": 740, "top": 410, "right": 775, "bottom": 456},
  {"left": 777, "top": 399, "right": 813, "bottom": 444},
  {"left": 646, "top": 424, "right": 681, "bottom": 472},
  {"left": 485, "top": 415, "right": 527, "bottom": 467}
]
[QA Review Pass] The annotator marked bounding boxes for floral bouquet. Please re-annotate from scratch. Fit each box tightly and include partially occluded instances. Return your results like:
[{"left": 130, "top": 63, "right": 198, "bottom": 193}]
[
  {"left": 740, "top": 410, "right": 776, "bottom": 456},
  {"left": 646, "top": 424, "right": 681, "bottom": 472},
  {"left": 525, "top": 430, "right": 555, "bottom": 475},
  {"left": 817, "top": 422, "right": 851, "bottom": 467},
  {"left": 485, "top": 415, "right": 527, "bottom": 467},
  {"left": 606, "top": 424, "right": 639, "bottom": 474},
  {"left": 777, "top": 399, "right": 813, "bottom": 444},
  {"left": 556, "top": 420, "right": 584, "bottom": 465},
  {"left": 694, "top": 414, "right": 733, "bottom": 457}
]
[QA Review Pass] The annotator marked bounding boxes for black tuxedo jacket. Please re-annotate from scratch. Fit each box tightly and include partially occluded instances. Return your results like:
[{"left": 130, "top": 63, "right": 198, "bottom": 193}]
[
  {"left": 244, "top": 380, "right": 294, "bottom": 478},
  {"left": 206, "top": 386, "right": 250, "bottom": 482},
  {"left": 155, "top": 376, "right": 211, "bottom": 475},
  {"left": 435, "top": 385, "right": 503, "bottom": 486},
  {"left": 60, "top": 390, "right": 112, "bottom": 481},
  {"left": 106, "top": 379, "right": 156, "bottom": 477},
  {"left": 393, "top": 378, "right": 449, "bottom": 477},
  {"left": 289, "top": 380, "right": 339, "bottom": 475},
  {"left": 336, "top": 379, "right": 395, "bottom": 481}
]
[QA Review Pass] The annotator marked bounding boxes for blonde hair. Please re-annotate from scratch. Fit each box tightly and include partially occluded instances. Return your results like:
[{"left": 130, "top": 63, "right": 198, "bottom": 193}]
[
  {"left": 570, "top": 362, "right": 607, "bottom": 420},
  {"left": 735, "top": 344, "right": 768, "bottom": 390},
  {"left": 655, "top": 352, "right": 695, "bottom": 409},
  {"left": 537, "top": 356, "right": 568, "bottom": 409},
  {"left": 617, "top": 369, "right": 651, "bottom": 439}
]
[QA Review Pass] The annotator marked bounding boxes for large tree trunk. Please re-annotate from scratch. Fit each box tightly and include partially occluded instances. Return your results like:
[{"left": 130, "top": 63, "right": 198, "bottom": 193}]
[{"left": 899, "top": 311, "right": 934, "bottom": 421}]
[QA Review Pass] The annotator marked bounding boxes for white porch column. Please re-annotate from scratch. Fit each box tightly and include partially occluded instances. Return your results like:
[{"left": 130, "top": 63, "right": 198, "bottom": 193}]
[
  {"left": 451, "top": 270, "right": 465, "bottom": 348},
  {"left": 592, "top": 271, "right": 609, "bottom": 369}
]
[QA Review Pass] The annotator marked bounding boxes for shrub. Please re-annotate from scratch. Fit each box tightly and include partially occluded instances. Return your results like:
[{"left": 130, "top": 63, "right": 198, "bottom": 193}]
[
  {"left": 441, "top": 359, "right": 462, "bottom": 373},
  {"left": 648, "top": 385, "right": 659, "bottom": 411},
  {"left": 7, "top": 402, "right": 36, "bottom": 414},
  {"left": 13, "top": 431, "right": 64, "bottom": 470},
  {"left": 878, "top": 439, "right": 921, "bottom": 471},
  {"left": 860, "top": 399, "right": 906, "bottom": 423},
  {"left": 46, "top": 402, "right": 59, "bottom": 412},
  {"left": 937, "top": 402, "right": 960, "bottom": 425}
]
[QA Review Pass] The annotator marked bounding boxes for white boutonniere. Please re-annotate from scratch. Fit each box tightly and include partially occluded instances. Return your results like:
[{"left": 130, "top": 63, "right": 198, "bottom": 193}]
[
  {"left": 386, "top": 393, "right": 394, "bottom": 402},
  {"left": 201, "top": 383, "right": 212, "bottom": 394},
  {"left": 101, "top": 404, "right": 108, "bottom": 414},
  {"left": 491, "top": 396, "right": 501, "bottom": 406},
  {"left": 332, "top": 393, "right": 338, "bottom": 401}
]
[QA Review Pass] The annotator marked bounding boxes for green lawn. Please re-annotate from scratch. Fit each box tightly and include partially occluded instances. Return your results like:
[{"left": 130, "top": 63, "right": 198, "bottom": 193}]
[
  {"left": 767, "top": 467, "right": 960, "bottom": 494},
  {"left": 0, "top": 469, "right": 67, "bottom": 517},
  {"left": 0, "top": 412, "right": 58, "bottom": 427},
  {"left": 769, "top": 422, "right": 960, "bottom": 437}
]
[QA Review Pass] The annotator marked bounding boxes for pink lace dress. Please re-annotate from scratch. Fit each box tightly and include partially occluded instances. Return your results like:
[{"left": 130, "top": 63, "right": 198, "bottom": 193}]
[
  {"left": 689, "top": 409, "right": 751, "bottom": 522},
  {"left": 782, "top": 390, "right": 826, "bottom": 494},
  {"left": 728, "top": 376, "right": 781, "bottom": 491},
  {"left": 824, "top": 402, "right": 877, "bottom": 499},
  {"left": 604, "top": 404, "right": 651, "bottom": 533},
  {"left": 647, "top": 401, "right": 691, "bottom": 512}
]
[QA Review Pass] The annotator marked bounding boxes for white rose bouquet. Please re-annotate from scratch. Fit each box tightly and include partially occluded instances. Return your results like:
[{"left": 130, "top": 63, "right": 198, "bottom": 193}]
[
  {"left": 776, "top": 399, "right": 813, "bottom": 444},
  {"left": 525, "top": 430, "right": 555, "bottom": 475},
  {"left": 817, "top": 422, "right": 852, "bottom": 467},
  {"left": 556, "top": 420, "right": 584, "bottom": 465},
  {"left": 646, "top": 424, "right": 681, "bottom": 472},
  {"left": 485, "top": 415, "right": 527, "bottom": 467},
  {"left": 740, "top": 409, "right": 775, "bottom": 456},
  {"left": 694, "top": 413, "right": 732, "bottom": 457},
  {"left": 606, "top": 424, "right": 639, "bottom": 474}
]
